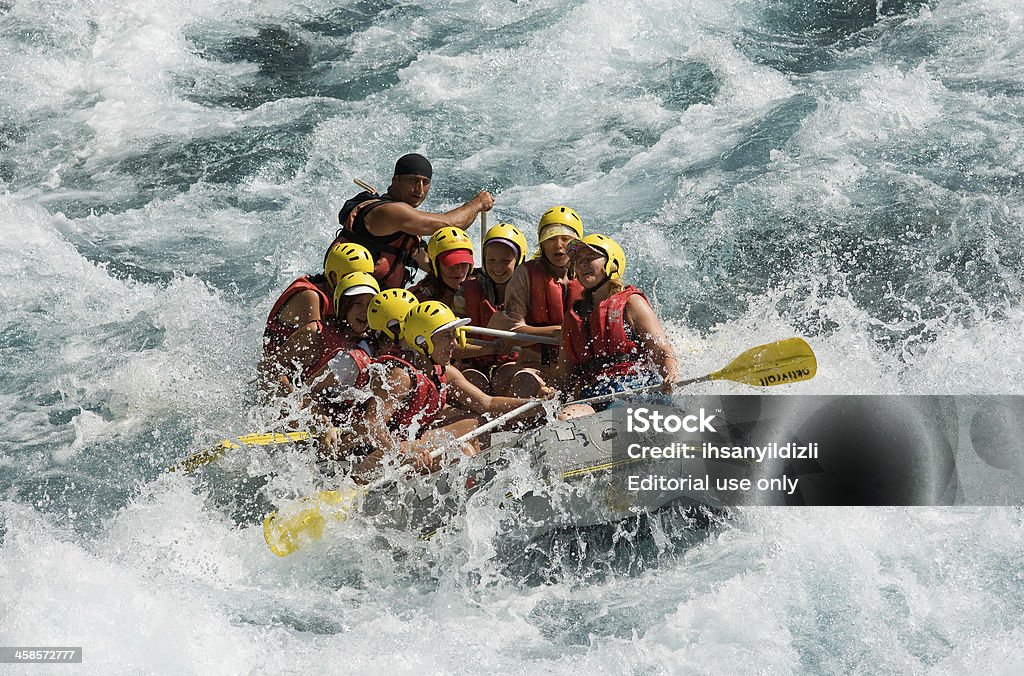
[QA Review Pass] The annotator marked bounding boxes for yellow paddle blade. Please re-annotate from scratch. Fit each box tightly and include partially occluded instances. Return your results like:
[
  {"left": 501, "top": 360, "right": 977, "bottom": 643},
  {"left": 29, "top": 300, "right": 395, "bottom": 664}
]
[
  {"left": 707, "top": 337, "right": 817, "bottom": 387},
  {"left": 168, "top": 431, "right": 311, "bottom": 473},
  {"left": 263, "top": 488, "right": 366, "bottom": 557},
  {"left": 234, "top": 431, "right": 312, "bottom": 446}
]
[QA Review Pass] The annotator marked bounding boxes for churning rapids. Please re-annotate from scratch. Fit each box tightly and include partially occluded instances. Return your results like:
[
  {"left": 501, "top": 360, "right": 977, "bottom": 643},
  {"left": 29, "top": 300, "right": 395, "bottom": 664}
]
[{"left": 2, "top": 0, "right": 1023, "bottom": 673}]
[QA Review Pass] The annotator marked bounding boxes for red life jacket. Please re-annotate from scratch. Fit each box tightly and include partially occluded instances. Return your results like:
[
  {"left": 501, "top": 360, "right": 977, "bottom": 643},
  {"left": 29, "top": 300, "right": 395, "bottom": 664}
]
[
  {"left": 263, "top": 275, "right": 332, "bottom": 356},
  {"left": 309, "top": 334, "right": 370, "bottom": 382},
  {"left": 563, "top": 286, "right": 648, "bottom": 380},
  {"left": 374, "top": 355, "right": 447, "bottom": 432},
  {"left": 521, "top": 259, "right": 582, "bottom": 364},
  {"left": 524, "top": 259, "right": 583, "bottom": 326},
  {"left": 458, "top": 274, "right": 517, "bottom": 371},
  {"left": 331, "top": 190, "right": 422, "bottom": 289},
  {"left": 313, "top": 346, "right": 374, "bottom": 426}
]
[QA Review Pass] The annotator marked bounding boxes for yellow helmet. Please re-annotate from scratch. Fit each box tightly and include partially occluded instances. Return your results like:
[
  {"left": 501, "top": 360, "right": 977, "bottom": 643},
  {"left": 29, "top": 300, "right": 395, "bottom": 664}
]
[
  {"left": 567, "top": 233, "right": 626, "bottom": 281},
  {"left": 537, "top": 205, "right": 583, "bottom": 242},
  {"left": 324, "top": 242, "right": 374, "bottom": 286},
  {"left": 426, "top": 227, "right": 475, "bottom": 277},
  {"left": 483, "top": 223, "right": 528, "bottom": 265},
  {"left": 367, "top": 288, "right": 418, "bottom": 340},
  {"left": 332, "top": 271, "right": 381, "bottom": 314},
  {"left": 403, "top": 301, "right": 470, "bottom": 357}
]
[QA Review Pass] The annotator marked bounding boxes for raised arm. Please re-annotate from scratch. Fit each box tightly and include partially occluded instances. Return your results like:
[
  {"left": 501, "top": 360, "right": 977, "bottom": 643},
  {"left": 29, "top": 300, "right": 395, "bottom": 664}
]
[{"left": 366, "top": 191, "right": 494, "bottom": 237}]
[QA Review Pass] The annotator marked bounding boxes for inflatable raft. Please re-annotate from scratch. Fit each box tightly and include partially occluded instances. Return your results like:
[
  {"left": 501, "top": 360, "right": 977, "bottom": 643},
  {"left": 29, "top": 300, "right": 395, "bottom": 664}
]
[{"left": 263, "top": 393, "right": 974, "bottom": 556}]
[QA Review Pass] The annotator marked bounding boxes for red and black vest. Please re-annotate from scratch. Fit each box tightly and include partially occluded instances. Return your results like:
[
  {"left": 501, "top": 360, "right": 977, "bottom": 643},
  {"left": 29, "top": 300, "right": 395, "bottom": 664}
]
[
  {"left": 331, "top": 191, "right": 422, "bottom": 289},
  {"left": 563, "top": 286, "right": 648, "bottom": 381},
  {"left": 374, "top": 355, "right": 447, "bottom": 432},
  {"left": 263, "top": 275, "right": 332, "bottom": 356},
  {"left": 521, "top": 259, "right": 583, "bottom": 364}
]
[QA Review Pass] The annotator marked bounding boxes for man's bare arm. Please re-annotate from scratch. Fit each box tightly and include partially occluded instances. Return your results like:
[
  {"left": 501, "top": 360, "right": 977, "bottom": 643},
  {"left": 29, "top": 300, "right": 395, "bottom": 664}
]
[{"left": 365, "top": 191, "right": 494, "bottom": 237}]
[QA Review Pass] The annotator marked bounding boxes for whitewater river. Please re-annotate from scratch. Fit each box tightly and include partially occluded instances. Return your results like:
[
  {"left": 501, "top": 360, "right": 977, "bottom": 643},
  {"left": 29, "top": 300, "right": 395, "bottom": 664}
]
[{"left": 1, "top": 0, "right": 1022, "bottom": 673}]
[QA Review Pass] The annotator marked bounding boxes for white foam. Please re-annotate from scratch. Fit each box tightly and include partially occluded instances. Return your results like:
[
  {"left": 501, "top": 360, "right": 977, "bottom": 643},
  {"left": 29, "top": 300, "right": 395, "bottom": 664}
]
[{"left": 3, "top": 0, "right": 1024, "bottom": 670}]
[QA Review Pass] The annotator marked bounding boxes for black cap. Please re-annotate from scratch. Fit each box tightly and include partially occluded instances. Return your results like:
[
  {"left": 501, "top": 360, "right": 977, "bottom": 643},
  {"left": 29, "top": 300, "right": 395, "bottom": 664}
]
[{"left": 394, "top": 153, "right": 432, "bottom": 179}]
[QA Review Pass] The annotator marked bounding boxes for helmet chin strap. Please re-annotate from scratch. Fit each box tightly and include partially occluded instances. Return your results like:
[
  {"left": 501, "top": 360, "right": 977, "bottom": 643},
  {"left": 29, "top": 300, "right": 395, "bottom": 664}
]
[
  {"left": 415, "top": 336, "right": 445, "bottom": 365},
  {"left": 580, "top": 252, "right": 612, "bottom": 297}
]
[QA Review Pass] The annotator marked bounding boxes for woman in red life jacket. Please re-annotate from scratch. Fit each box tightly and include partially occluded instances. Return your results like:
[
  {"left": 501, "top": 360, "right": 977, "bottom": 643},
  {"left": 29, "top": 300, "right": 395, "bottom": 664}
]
[
  {"left": 546, "top": 234, "right": 680, "bottom": 419},
  {"left": 454, "top": 222, "right": 528, "bottom": 393},
  {"left": 410, "top": 227, "right": 502, "bottom": 369},
  {"left": 258, "top": 243, "right": 375, "bottom": 394},
  {"left": 489, "top": 206, "right": 584, "bottom": 397},
  {"left": 409, "top": 226, "right": 474, "bottom": 305},
  {"left": 330, "top": 301, "right": 550, "bottom": 476}
]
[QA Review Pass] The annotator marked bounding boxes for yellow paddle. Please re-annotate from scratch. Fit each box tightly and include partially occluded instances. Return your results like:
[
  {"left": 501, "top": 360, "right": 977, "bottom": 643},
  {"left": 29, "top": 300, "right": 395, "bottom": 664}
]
[
  {"left": 568, "top": 336, "right": 818, "bottom": 408},
  {"left": 167, "top": 431, "right": 311, "bottom": 474},
  {"left": 262, "top": 337, "right": 817, "bottom": 556}
]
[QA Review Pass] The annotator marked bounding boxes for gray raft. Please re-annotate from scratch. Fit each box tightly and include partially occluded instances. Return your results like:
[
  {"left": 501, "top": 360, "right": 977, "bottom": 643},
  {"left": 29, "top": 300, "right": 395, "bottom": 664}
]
[{"left": 208, "top": 394, "right": 1015, "bottom": 545}]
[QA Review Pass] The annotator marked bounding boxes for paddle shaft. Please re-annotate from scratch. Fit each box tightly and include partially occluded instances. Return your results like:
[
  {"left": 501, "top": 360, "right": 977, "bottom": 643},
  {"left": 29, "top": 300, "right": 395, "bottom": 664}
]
[
  {"left": 442, "top": 399, "right": 541, "bottom": 458},
  {"left": 562, "top": 337, "right": 816, "bottom": 408},
  {"left": 363, "top": 399, "right": 542, "bottom": 492},
  {"left": 170, "top": 447, "right": 226, "bottom": 474},
  {"left": 169, "top": 431, "right": 312, "bottom": 474},
  {"left": 565, "top": 374, "right": 710, "bottom": 408},
  {"left": 353, "top": 177, "right": 379, "bottom": 195},
  {"left": 467, "top": 325, "right": 560, "bottom": 346},
  {"left": 480, "top": 209, "right": 487, "bottom": 260}
]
